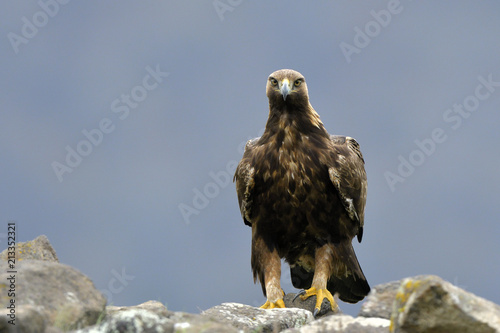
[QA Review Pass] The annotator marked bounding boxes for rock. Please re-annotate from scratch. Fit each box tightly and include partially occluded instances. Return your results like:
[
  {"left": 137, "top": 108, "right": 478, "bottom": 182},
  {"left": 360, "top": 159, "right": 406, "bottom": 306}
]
[
  {"left": 358, "top": 280, "right": 400, "bottom": 319},
  {"left": 75, "top": 307, "right": 174, "bottom": 333},
  {"left": 0, "top": 234, "right": 59, "bottom": 262},
  {"left": 106, "top": 300, "right": 169, "bottom": 318},
  {"left": 167, "top": 310, "right": 240, "bottom": 333},
  {"left": 0, "top": 260, "right": 106, "bottom": 331},
  {"left": 390, "top": 275, "right": 500, "bottom": 333},
  {"left": 283, "top": 314, "right": 390, "bottom": 333},
  {"left": 77, "top": 302, "right": 240, "bottom": 333},
  {"left": 2, "top": 235, "right": 499, "bottom": 333},
  {"left": 284, "top": 293, "right": 338, "bottom": 318},
  {"left": 203, "top": 302, "right": 313, "bottom": 332},
  {"left": 0, "top": 304, "right": 48, "bottom": 333}
]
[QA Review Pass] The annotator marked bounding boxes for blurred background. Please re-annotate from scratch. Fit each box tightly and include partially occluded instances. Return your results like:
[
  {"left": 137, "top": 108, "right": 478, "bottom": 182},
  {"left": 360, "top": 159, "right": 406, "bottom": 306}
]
[{"left": 1, "top": 1, "right": 499, "bottom": 316}]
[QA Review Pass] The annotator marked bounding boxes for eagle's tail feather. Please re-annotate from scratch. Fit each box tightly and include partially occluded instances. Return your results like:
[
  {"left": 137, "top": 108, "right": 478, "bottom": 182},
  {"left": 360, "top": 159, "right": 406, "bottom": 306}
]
[
  {"left": 327, "top": 242, "right": 370, "bottom": 303},
  {"left": 290, "top": 264, "right": 314, "bottom": 290}
]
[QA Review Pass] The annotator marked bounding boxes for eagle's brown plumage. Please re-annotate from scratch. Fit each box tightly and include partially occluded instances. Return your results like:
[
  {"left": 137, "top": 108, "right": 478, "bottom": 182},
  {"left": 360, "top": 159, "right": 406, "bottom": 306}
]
[{"left": 234, "top": 69, "right": 369, "bottom": 314}]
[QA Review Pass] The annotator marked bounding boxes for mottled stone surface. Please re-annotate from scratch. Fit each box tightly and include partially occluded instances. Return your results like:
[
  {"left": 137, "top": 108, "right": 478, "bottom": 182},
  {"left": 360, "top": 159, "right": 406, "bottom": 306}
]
[
  {"left": 283, "top": 314, "right": 390, "bottom": 333},
  {"left": 0, "top": 260, "right": 106, "bottom": 331},
  {"left": 203, "top": 302, "right": 313, "bottom": 332},
  {"left": 359, "top": 280, "right": 400, "bottom": 319},
  {"left": 0, "top": 234, "right": 59, "bottom": 262},
  {"left": 390, "top": 275, "right": 500, "bottom": 333}
]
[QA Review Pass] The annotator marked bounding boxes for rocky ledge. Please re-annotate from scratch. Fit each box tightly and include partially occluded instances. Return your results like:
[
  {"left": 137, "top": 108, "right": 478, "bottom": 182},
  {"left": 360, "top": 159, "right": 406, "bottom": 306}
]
[{"left": 1, "top": 235, "right": 499, "bottom": 333}]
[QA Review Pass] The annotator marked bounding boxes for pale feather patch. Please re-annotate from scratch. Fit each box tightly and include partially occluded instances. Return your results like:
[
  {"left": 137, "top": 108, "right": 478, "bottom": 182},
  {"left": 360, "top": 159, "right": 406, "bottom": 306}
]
[
  {"left": 328, "top": 168, "right": 359, "bottom": 222},
  {"left": 266, "top": 277, "right": 283, "bottom": 303}
]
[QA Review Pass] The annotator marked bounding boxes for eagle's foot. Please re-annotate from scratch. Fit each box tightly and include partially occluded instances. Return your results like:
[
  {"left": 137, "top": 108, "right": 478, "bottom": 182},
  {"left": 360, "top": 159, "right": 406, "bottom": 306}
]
[
  {"left": 260, "top": 299, "right": 286, "bottom": 309},
  {"left": 296, "top": 287, "right": 338, "bottom": 316}
]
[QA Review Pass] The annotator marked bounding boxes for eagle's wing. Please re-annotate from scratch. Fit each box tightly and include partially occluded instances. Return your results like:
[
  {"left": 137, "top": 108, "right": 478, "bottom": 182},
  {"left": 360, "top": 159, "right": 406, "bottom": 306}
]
[
  {"left": 234, "top": 137, "right": 260, "bottom": 226},
  {"left": 328, "top": 135, "right": 367, "bottom": 242}
]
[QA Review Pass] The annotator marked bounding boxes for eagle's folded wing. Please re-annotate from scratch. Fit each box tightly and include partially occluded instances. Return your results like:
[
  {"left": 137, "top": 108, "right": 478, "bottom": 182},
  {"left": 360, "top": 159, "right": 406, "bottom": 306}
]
[
  {"left": 328, "top": 135, "right": 367, "bottom": 242},
  {"left": 234, "top": 137, "right": 260, "bottom": 226}
]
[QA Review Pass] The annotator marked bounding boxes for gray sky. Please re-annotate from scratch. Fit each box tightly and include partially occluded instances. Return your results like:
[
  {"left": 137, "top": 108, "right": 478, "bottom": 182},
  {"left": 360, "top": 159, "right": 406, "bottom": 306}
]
[{"left": 1, "top": 1, "right": 499, "bottom": 316}]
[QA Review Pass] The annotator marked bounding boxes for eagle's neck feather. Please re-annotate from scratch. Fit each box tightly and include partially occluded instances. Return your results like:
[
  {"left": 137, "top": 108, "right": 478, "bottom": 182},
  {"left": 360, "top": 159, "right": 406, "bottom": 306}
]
[{"left": 264, "top": 104, "right": 329, "bottom": 140}]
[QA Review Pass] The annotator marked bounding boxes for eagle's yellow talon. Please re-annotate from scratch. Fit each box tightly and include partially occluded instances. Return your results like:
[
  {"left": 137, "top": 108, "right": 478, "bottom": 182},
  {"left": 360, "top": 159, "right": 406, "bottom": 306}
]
[
  {"left": 300, "top": 287, "right": 338, "bottom": 313},
  {"left": 260, "top": 299, "right": 286, "bottom": 309}
]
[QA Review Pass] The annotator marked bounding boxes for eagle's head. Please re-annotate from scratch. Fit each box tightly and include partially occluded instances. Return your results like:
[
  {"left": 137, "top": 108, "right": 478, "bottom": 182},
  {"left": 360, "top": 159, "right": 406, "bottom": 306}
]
[{"left": 266, "top": 69, "right": 310, "bottom": 107}]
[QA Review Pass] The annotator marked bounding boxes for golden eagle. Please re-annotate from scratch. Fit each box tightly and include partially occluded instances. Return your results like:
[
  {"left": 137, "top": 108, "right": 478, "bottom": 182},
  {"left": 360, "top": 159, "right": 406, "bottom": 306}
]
[{"left": 234, "top": 69, "right": 370, "bottom": 315}]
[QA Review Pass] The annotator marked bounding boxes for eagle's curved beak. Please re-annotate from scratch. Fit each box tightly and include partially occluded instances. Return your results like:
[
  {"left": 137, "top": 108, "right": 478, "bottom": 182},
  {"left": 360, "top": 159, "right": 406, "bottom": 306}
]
[{"left": 280, "top": 79, "right": 291, "bottom": 101}]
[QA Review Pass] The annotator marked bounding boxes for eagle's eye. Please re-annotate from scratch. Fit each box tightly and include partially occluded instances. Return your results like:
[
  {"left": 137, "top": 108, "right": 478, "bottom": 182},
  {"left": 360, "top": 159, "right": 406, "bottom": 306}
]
[
  {"left": 294, "top": 79, "right": 302, "bottom": 87},
  {"left": 269, "top": 78, "right": 278, "bottom": 86}
]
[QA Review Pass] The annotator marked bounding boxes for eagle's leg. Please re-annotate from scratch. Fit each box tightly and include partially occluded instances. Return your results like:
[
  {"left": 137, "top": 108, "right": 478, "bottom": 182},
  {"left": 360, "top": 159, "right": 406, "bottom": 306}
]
[
  {"left": 298, "top": 244, "right": 338, "bottom": 315},
  {"left": 259, "top": 246, "right": 285, "bottom": 309}
]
